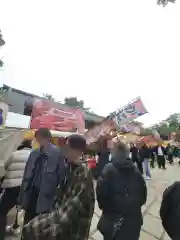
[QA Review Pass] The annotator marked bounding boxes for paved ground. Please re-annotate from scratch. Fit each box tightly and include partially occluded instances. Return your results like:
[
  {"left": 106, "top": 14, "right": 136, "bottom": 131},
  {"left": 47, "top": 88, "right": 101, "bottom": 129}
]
[{"left": 6, "top": 162, "right": 180, "bottom": 240}]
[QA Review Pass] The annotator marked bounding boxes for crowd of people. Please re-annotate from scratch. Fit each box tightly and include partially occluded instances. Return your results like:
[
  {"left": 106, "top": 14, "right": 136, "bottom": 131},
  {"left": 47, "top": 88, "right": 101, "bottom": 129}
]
[
  {"left": 0, "top": 129, "right": 179, "bottom": 240},
  {"left": 130, "top": 142, "right": 179, "bottom": 180}
]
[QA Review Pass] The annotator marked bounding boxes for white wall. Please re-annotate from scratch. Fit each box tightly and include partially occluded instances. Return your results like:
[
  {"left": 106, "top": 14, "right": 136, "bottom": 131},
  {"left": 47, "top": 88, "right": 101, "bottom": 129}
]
[
  {"left": 0, "top": 101, "right": 9, "bottom": 129},
  {"left": 5, "top": 112, "right": 31, "bottom": 129}
]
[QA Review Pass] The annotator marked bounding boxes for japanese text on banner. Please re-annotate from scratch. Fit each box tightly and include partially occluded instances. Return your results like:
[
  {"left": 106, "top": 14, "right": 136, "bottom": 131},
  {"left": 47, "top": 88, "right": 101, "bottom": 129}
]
[{"left": 111, "top": 97, "right": 148, "bottom": 126}]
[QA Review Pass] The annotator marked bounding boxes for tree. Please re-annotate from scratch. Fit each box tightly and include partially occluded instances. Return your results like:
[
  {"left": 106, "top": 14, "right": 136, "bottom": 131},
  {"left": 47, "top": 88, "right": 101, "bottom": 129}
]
[
  {"left": 150, "top": 113, "right": 180, "bottom": 140},
  {"left": 140, "top": 127, "right": 153, "bottom": 136},
  {"left": 0, "top": 59, "right": 3, "bottom": 68},
  {"left": 157, "top": 0, "right": 176, "bottom": 7},
  {"left": 0, "top": 30, "right": 5, "bottom": 68},
  {"left": 43, "top": 93, "right": 55, "bottom": 101},
  {"left": 64, "top": 97, "right": 90, "bottom": 111},
  {"left": 166, "top": 113, "right": 180, "bottom": 130},
  {"left": 0, "top": 31, "right": 5, "bottom": 47}
]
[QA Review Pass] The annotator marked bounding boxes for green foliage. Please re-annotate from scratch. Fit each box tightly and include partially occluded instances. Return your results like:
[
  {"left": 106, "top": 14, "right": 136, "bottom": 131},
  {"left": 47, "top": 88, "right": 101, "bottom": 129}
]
[
  {"left": 43, "top": 93, "right": 55, "bottom": 101},
  {"left": 0, "top": 30, "right": 5, "bottom": 69},
  {"left": 151, "top": 113, "right": 180, "bottom": 138},
  {"left": 157, "top": 0, "right": 175, "bottom": 7},
  {"left": 64, "top": 97, "right": 90, "bottom": 111},
  {"left": 0, "top": 59, "right": 3, "bottom": 68},
  {"left": 0, "top": 30, "right": 5, "bottom": 47}
]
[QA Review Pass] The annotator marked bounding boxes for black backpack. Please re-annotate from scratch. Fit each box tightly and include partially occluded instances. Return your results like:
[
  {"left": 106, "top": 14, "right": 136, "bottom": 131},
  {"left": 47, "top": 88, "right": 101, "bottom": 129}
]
[{"left": 160, "top": 181, "right": 180, "bottom": 239}]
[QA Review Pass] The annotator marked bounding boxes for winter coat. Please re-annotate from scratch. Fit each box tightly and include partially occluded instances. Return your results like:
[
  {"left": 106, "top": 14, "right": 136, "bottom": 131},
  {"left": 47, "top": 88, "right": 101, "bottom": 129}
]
[
  {"left": 154, "top": 146, "right": 166, "bottom": 156},
  {"left": 18, "top": 144, "right": 66, "bottom": 214},
  {"left": 96, "top": 150, "right": 111, "bottom": 177},
  {"left": 96, "top": 158, "right": 147, "bottom": 240},
  {"left": 139, "top": 146, "right": 150, "bottom": 161},
  {"left": 166, "top": 146, "right": 174, "bottom": 156},
  {"left": 2, "top": 148, "right": 31, "bottom": 188},
  {"left": 22, "top": 163, "right": 95, "bottom": 240},
  {"left": 130, "top": 146, "right": 139, "bottom": 160}
]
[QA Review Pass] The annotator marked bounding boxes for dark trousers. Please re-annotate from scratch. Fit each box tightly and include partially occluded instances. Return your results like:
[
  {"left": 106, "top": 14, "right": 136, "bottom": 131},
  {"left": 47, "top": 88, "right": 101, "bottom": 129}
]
[
  {"left": 150, "top": 156, "right": 155, "bottom": 168},
  {"left": 23, "top": 187, "right": 39, "bottom": 225},
  {"left": 157, "top": 155, "right": 166, "bottom": 169},
  {"left": 0, "top": 186, "right": 20, "bottom": 239},
  {"left": 137, "top": 161, "right": 143, "bottom": 175},
  {"left": 21, "top": 188, "right": 39, "bottom": 240},
  {"left": 168, "top": 154, "right": 173, "bottom": 164},
  {"left": 132, "top": 158, "right": 143, "bottom": 174}
]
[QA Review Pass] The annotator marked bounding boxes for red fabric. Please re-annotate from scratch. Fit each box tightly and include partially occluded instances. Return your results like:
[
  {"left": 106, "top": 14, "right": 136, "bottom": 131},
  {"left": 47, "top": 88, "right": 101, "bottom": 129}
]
[{"left": 88, "top": 158, "right": 96, "bottom": 169}]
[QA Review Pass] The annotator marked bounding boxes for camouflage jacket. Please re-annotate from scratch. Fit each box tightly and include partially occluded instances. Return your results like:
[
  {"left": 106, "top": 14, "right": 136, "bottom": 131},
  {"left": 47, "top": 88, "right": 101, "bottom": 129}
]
[{"left": 22, "top": 163, "right": 95, "bottom": 240}]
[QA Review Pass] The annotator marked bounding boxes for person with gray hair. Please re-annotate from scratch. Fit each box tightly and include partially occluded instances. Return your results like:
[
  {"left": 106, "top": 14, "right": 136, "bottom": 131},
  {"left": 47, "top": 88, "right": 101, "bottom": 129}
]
[
  {"left": 96, "top": 141, "right": 147, "bottom": 240},
  {"left": 111, "top": 141, "right": 130, "bottom": 160}
]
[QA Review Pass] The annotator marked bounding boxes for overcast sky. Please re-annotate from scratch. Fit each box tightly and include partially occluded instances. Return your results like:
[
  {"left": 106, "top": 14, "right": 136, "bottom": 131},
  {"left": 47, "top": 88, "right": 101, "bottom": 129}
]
[{"left": 0, "top": 0, "right": 179, "bottom": 126}]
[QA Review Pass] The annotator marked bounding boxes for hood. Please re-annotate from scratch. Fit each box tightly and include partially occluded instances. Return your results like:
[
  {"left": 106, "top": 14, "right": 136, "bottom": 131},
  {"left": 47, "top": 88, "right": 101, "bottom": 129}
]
[{"left": 112, "top": 157, "right": 135, "bottom": 172}]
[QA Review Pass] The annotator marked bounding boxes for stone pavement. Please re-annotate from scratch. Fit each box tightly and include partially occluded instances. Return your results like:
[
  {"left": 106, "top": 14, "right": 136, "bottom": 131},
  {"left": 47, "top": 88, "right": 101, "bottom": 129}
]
[
  {"left": 89, "top": 163, "right": 180, "bottom": 240},
  {"left": 5, "top": 162, "right": 180, "bottom": 240}
]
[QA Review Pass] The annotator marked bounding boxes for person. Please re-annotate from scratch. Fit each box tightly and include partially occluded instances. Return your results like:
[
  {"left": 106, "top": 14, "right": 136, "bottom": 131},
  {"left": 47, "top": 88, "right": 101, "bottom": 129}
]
[
  {"left": 96, "top": 142, "right": 147, "bottom": 240},
  {"left": 0, "top": 108, "right": 3, "bottom": 126},
  {"left": 87, "top": 155, "right": 97, "bottom": 170},
  {"left": 22, "top": 134, "right": 95, "bottom": 240},
  {"left": 174, "top": 146, "right": 180, "bottom": 164},
  {"left": 139, "top": 144, "right": 151, "bottom": 180},
  {"left": 17, "top": 128, "right": 66, "bottom": 227},
  {"left": 130, "top": 143, "right": 143, "bottom": 174},
  {"left": 154, "top": 143, "right": 166, "bottom": 169},
  {"left": 160, "top": 181, "right": 180, "bottom": 240},
  {"left": 166, "top": 144, "right": 174, "bottom": 164},
  {"left": 149, "top": 146, "right": 156, "bottom": 168},
  {"left": 0, "top": 140, "right": 32, "bottom": 239},
  {"left": 96, "top": 140, "right": 111, "bottom": 178}
]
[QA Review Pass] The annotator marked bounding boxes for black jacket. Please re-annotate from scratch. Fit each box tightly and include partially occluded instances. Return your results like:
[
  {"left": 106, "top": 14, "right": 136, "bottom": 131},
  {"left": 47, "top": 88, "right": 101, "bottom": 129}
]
[
  {"left": 96, "top": 158, "right": 147, "bottom": 238},
  {"left": 96, "top": 150, "right": 110, "bottom": 178},
  {"left": 165, "top": 146, "right": 174, "bottom": 156},
  {"left": 130, "top": 146, "right": 139, "bottom": 160},
  {"left": 154, "top": 146, "right": 166, "bottom": 156},
  {"left": 139, "top": 146, "right": 150, "bottom": 160}
]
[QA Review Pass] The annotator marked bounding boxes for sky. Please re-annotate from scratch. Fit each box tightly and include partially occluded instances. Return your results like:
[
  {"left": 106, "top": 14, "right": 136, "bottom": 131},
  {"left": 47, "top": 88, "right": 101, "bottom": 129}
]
[{"left": 0, "top": 0, "right": 179, "bottom": 126}]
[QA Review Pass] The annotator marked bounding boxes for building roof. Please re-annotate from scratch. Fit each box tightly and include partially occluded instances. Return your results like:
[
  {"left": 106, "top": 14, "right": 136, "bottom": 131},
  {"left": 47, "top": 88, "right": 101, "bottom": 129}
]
[
  {"left": 3, "top": 85, "right": 105, "bottom": 122},
  {"left": 3, "top": 84, "right": 44, "bottom": 99}
]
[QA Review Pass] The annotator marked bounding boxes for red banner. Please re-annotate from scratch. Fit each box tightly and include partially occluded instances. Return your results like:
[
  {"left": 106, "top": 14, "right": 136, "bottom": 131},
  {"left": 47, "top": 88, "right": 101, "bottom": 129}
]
[{"left": 30, "top": 99, "right": 85, "bottom": 133}]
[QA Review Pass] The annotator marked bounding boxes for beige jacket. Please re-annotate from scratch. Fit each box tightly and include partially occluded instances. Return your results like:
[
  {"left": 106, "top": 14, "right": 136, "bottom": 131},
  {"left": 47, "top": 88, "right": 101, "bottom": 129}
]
[{"left": 2, "top": 148, "right": 31, "bottom": 188}]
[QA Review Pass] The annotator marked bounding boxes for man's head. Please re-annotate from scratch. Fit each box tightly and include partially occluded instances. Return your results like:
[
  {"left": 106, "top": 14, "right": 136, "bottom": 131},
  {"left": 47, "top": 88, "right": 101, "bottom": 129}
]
[
  {"left": 35, "top": 128, "right": 52, "bottom": 147},
  {"left": 111, "top": 141, "right": 130, "bottom": 161},
  {"left": 17, "top": 140, "right": 32, "bottom": 150},
  {"left": 66, "top": 134, "right": 86, "bottom": 163}
]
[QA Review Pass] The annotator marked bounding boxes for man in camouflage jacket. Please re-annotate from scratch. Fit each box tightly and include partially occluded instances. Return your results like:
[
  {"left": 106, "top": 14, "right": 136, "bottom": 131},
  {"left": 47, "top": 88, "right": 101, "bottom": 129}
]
[{"left": 22, "top": 135, "right": 95, "bottom": 240}]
